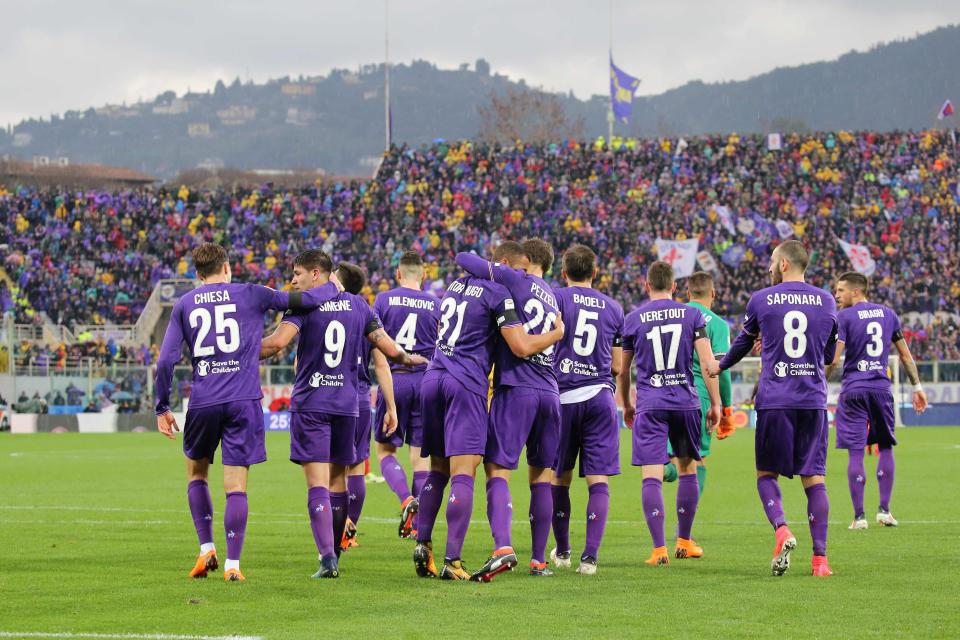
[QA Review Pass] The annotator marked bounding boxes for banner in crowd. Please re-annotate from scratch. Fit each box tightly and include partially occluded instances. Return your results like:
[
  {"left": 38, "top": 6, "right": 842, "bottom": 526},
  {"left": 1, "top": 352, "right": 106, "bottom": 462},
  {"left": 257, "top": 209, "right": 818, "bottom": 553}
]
[
  {"left": 715, "top": 205, "right": 736, "bottom": 235},
  {"left": 721, "top": 244, "right": 746, "bottom": 268},
  {"left": 937, "top": 98, "right": 954, "bottom": 120},
  {"left": 655, "top": 238, "right": 698, "bottom": 278},
  {"left": 775, "top": 220, "right": 794, "bottom": 239},
  {"left": 609, "top": 55, "right": 641, "bottom": 123},
  {"left": 696, "top": 250, "right": 718, "bottom": 272},
  {"left": 837, "top": 239, "right": 877, "bottom": 276}
]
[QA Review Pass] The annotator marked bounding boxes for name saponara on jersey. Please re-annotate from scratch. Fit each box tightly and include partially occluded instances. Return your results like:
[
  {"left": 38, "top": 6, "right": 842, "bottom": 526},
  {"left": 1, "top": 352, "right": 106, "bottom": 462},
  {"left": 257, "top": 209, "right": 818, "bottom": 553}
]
[{"left": 764, "top": 292, "right": 826, "bottom": 307}]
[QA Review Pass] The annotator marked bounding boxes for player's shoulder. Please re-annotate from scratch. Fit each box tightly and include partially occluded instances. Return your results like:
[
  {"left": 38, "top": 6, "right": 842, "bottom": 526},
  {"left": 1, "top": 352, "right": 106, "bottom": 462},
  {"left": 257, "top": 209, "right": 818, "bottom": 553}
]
[
  {"left": 478, "top": 277, "right": 509, "bottom": 298},
  {"left": 747, "top": 284, "right": 777, "bottom": 303},
  {"left": 343, "top": 291, "right": 370, "bottom": 308}
]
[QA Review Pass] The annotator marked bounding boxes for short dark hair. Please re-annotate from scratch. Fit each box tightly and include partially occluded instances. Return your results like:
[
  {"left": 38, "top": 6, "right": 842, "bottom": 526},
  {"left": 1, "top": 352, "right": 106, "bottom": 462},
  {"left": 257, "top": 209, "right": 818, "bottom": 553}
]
[
  {"left": 522, "top": 239, "right": 554, "bottom": 274},
  {"left": 687, "top": 272, "right": 714, "bottom": 299},
  {"left": 192, "top": 243, "right": 228, "bottom": 279},
  {"left": 838, "top": 271, "right": 868, "bottom": 294},
  {"left": 293, "top": 249, "right": 333, "bottom": 275},
  {"left": 337, "top": 262, "right": 366, "bottom": 295},
  {"left": 562, "top": 244, "right": 596, "bottom": 282},
  {"left": 777, "top": 240, "right": 809, "bottom": 273},
  {"left": 398, "top": 250, "right": 424, "bottom": 278},
  {"left": 492, "top": 241, "right": 526, "bottom": 265},
  {"left": 647, "top": 261, "right": 675, "bottom": 293}
]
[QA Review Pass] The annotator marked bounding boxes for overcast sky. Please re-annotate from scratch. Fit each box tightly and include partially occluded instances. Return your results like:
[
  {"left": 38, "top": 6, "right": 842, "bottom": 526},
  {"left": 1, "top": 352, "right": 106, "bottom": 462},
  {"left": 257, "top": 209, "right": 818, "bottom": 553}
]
[{"left": 2, "top": 0, "right": 958, "bottom": 128}]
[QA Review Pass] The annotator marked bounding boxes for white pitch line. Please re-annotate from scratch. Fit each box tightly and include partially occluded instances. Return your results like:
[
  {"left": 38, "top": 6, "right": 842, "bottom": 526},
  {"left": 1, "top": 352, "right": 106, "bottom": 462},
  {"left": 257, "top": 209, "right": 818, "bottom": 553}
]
[
  {"left": 0, "top": 633, "right": 263, "bottom": 640},
  {"left": 2, "top": 515, "right": 957, "bottom": 527}
]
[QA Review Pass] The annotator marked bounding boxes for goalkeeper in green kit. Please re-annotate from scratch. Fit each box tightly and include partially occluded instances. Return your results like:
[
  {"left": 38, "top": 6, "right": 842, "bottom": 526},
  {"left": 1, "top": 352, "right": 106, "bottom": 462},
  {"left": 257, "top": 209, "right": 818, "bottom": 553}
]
[{"left": 664, "top": 272, "right": 735, "bottom": 491}]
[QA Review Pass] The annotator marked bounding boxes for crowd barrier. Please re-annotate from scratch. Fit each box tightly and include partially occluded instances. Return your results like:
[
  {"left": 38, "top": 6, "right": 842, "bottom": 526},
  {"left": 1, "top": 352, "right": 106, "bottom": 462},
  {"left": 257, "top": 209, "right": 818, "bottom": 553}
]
[{"left": 7, "top": 404, "right": 958, "bottom": 434}]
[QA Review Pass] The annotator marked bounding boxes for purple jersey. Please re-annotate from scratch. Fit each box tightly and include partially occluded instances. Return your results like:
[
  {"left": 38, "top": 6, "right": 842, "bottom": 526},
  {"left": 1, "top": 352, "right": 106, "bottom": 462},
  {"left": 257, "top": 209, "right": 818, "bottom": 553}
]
[
  {"left": 357, "top": 339, "right": 374, "bottom": 409},
  {"left": 454, "top": 253, "right": 559, "bottom": 393},
  {"left": 428, "top": 276, "right": 520, "bottom": 397},
  {"left": 622, "top": 299, "right": 707, "bottom": 411},
  {"left": 154, "top": 281, "right": 339, "bottom": 414},
  {"left": 373, "top": 287, "right": 440, "bottom": 372},
  {"left": 721, "top": 282, "right": 838, "bottom": 410},
  {"left": 282, "top": 292, "right": 382, "bottom": 417},
  {"left": 553, "top": 286, "right": 625, "bottom": 393},
  {"left": 838, "top": 302, "right": 902, "bottom": 393}
]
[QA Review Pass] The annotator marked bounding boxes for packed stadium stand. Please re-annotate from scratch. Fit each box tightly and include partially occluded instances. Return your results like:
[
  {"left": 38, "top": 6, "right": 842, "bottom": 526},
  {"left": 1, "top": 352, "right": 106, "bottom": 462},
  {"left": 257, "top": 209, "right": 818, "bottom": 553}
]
[{"left": 1, "top": 130, "right": 958, "bottom": 413}]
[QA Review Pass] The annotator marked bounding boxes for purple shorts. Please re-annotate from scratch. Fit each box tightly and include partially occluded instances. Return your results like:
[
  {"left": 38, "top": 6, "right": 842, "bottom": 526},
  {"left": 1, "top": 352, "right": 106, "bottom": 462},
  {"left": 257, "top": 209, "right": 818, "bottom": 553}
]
[
  {"left": 631, "top": 409, "right": 702, "bottom": 467},
  {"left": 183, "top": 400, "right": 266, "bottom": 466},
  {"left": 555, "top": 389, "right": 620, "bottom": 477},
  {"left": 374, "top": 371, "right": 424, "bottom": 448},
  {"left": 353, "top": 402, "right": 372, "bottom": 465},
  {"left": 755, "top": 409, "right": 828, "bottom": 478},
  {"left": 486, "top": 386, "right": 561, "bottom": 471},
  {"left": 289, "top": 411, "right": 356, "bottom": 465},
  {"left": 420, "top": 369, "right": 488, "bottom": 459},
  {"left": 835, "top": 390, "right": 896, "bottom": 450}
]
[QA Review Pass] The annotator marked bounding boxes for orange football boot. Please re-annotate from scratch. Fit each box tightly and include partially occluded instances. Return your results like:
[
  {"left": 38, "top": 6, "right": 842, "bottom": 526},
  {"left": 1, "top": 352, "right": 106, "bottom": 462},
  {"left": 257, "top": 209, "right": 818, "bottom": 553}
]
[
  {"left": 811, "top": 555, "right": 833, "bottom": 577},
  {"left": 771, "top": 525, "right": 797, "bottom": 576},
  {"left": 674, "top": 538, "right": 703, "bottom": 559},
  {"left": 644, "top": 546, "right": 670, "bottom": 566},
  {"left": 188, "top": 550, "right": 218, "bottom": 578}
]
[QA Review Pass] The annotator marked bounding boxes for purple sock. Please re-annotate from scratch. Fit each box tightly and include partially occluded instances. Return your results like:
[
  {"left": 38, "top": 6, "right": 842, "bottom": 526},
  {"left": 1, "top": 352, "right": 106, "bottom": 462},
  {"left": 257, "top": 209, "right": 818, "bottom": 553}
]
[
  {"left": 330, "top": 491, "right": 349, "bottom": 556},
  {"left": 877, "top": 448, "right": 895, "bottom": 512},
  {"left": 445, "top": 474, "right": 475, "bottom": 560},
  {"left": 380, "top": 455, "right": 411, "bottom": 502},
  {"left": 347, "top": 475, "right": 366, "bottom": 524},
  {"left": 187, "top": 480, "right": 214, "bottom": 547},
  {"left": 224, "top": 492, "right": 248, "bottom": 562},
  {"left": 676, "top": 473, "right": 700, "bottom": 540},
  {"left": 583, "top": 483, "right": 609, "bottom": 560},
  {"left": 412, "top": 470, "right": 430, "bottom": 498},
  {"left": 415, "top": 471, "right": 449, "bottom": 543},
  {"left": 485, "top": 477, "right": 513, "bottom": 549},
  {"left": 757, "top": 476, "right": 787, "bottom": 529},
  {"left": 551, "top": 484, "right": 571, "bottom": 554},
  {"left": 805, "top": 483, "right": 829, "bottom": 556},
  {"left": 641, "top": 478, "right": 665, "bottom": 549},
  {"left": 847, "top": 449, "right": 866, "bottom": 518},
  {"left": 411, "top": 470, "right": 430, "bottom": 530},
  {"left": 307, "top": 486, "right": 335, "bottom": 559},
  {"left": 529, "top": 482, "right": 552, "bottom": 563}
]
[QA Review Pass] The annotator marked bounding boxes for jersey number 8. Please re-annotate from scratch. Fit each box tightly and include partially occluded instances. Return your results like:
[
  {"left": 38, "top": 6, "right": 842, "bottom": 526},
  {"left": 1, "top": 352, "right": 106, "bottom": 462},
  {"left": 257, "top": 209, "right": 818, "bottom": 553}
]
[{"left": 783, "top": 310, "right": 808, "bottom": 358}]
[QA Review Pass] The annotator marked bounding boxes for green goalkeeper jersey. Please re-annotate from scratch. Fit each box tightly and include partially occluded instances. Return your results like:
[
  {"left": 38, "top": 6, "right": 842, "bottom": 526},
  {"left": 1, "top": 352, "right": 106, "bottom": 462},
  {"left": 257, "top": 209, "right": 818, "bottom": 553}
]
[{"left": 687, "top": 300, "right": 732, "bottom": 408}]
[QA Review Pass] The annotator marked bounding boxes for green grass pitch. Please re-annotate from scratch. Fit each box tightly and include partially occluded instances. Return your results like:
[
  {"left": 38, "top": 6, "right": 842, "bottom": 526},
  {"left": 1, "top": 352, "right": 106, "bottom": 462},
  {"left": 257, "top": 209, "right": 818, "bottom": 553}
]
[{"left": 1, "top": 427, "right": 958, "bottom": 639}]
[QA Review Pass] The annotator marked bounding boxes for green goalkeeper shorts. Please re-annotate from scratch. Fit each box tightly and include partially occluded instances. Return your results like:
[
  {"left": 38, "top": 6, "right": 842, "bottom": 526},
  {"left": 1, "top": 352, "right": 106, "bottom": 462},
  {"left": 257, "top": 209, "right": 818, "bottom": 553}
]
[{"left": 666, "top": 395, "right": 712, "bottom": 458}]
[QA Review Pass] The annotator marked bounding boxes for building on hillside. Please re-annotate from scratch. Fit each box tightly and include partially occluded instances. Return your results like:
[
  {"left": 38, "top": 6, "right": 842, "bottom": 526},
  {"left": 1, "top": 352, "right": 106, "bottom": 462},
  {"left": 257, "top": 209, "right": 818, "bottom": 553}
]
[{"left": 0, "top": 158, "right": 157, "bottom": 188}]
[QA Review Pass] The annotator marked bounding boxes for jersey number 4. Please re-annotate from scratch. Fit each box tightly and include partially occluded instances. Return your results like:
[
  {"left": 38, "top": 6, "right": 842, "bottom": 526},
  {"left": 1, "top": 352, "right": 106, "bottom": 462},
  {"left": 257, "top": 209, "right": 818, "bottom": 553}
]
[{"left": 395, "top": 312, "right": 418, "bottom": 351}]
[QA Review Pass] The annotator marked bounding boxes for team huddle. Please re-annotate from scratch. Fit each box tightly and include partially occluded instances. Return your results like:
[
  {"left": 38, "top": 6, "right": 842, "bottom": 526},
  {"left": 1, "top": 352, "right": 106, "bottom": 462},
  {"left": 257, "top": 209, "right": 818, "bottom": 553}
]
[{"left": 155, "top": 239, "right": 928, "bottom": 582}]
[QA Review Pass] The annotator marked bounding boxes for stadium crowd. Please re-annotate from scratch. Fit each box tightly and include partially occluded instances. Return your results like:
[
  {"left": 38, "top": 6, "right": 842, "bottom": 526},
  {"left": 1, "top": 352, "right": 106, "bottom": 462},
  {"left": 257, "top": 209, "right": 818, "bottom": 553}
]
[{"left": 1, "top": 129, "right": 958, "bottom": 366}]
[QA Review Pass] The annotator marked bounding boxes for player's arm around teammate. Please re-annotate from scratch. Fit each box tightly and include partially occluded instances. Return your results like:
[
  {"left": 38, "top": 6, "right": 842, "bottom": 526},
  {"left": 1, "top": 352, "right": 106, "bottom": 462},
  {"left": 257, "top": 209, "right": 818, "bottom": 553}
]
[{"left": 372, "top": 349, "right": 399, "bottom": 437}]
